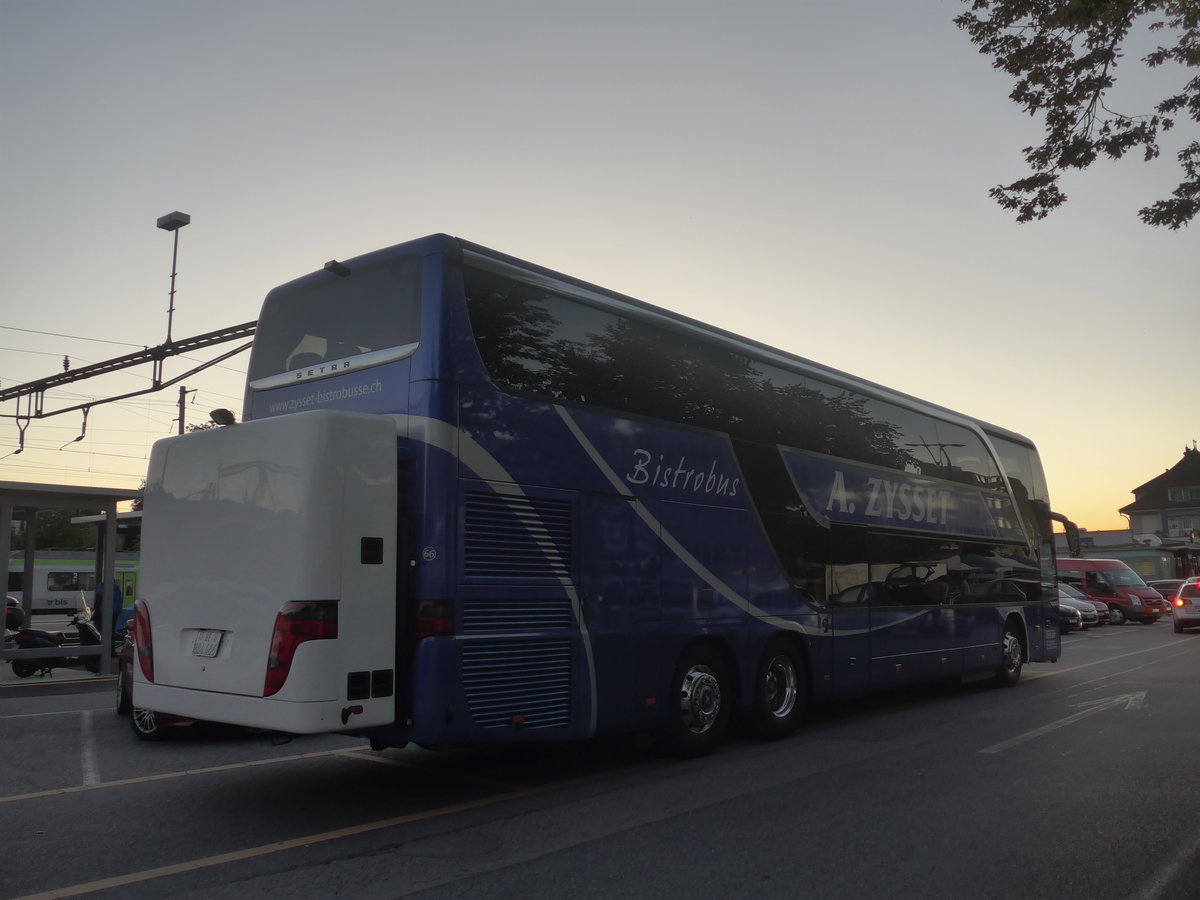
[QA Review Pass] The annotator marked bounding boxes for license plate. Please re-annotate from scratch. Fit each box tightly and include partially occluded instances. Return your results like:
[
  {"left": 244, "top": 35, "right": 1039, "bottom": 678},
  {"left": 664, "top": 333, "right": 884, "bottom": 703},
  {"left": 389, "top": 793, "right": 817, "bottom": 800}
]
[{"left": 191, "top": 630, "right": 223, "bottom": 658}]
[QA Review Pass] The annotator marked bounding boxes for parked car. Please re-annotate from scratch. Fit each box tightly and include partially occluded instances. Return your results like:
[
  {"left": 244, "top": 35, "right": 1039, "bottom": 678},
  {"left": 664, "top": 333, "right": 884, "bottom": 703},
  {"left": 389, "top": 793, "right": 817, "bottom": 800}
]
[
  {"left": 1055, "top": 558, "right": 1169, "bottom": 625},
  {"left": 117, "top": 624, "right": 195, "bottom": 740},
  {"left": 1057, "top": 580, "right": 1109, "bottom": 625},
  {"left": 1057, "top": 587, "right": 1099, "bottom": 629},
  {"left": 1057, "top": 601, "right": 1084, "bottom": 632},
  {"left": 1148, "top": 579, "right": 1186, "bottom": 603},
  {"left": 1169, "top": 582, "right": 1200, "bottom": 634},
  {"left": 1148, "top": 577, "right": 1200, "bottom": 602}
]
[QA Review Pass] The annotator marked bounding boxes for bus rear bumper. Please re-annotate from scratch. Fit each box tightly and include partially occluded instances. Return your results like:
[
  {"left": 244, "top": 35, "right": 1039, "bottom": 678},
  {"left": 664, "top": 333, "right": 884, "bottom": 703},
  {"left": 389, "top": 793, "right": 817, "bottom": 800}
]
[{"left": 134, "top": 680, "right": 389, "bottom": 734}]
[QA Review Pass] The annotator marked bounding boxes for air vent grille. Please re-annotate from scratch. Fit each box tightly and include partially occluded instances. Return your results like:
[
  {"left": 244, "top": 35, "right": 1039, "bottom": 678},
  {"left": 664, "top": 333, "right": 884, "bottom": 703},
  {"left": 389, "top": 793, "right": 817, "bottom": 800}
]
[
  {"left": 462, "top": 639, "right": 572, "bottom": 729},
  {"left": 462, "top": 597, "right": 574, "bottom": 632},
  {"left": 463, "top": 493, "right": 572, "bottom": 580}
]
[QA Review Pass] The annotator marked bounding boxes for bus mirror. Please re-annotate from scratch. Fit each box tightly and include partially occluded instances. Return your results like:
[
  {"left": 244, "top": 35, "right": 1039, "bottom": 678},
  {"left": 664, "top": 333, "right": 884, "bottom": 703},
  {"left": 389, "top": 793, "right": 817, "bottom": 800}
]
[{"left": 1047, "top": 510, "right": 1081, "bottom": 558}]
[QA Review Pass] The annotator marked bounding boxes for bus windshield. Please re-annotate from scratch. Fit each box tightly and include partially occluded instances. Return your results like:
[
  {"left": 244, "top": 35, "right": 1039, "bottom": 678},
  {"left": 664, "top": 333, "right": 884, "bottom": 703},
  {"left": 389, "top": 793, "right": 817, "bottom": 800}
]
[{"left": 248, "top": 254, "right": 422, "bottom": 384}]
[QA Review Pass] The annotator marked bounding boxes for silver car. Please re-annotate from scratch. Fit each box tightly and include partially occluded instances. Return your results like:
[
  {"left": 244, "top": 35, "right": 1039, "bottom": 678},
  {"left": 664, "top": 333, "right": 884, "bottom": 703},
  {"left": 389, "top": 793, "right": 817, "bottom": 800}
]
[{"left": 1170, "top": 581, "right": 1200, "bottom": 634}]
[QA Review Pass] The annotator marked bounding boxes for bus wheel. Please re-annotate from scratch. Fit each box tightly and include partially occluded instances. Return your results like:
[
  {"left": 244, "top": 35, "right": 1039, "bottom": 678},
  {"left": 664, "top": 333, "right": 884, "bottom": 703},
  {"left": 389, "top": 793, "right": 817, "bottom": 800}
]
[
  {"left": 663, "top": 646, "right": 730, "bottom": 758},
  {"left": 130, "top": 706, "right": 168, "bottom": 741},
  {"left": 752, "top": 638, "right": 805, "bottom": 740},
  {"left": 116, "top": 666, "right": 130, "bottom": 716},
  {"left": 995, "top": 624, "right": 1024, "bottom": 687},
  {"left": 1108, "top": 605, "right": 1126, "bottom": 626}
]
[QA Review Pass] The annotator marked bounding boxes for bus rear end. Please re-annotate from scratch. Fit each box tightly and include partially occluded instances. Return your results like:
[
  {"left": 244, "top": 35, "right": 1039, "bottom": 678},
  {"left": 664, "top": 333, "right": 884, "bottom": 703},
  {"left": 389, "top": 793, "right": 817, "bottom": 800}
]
[{"left": 133, "top": 409, "right": 400, "bottom": 734}]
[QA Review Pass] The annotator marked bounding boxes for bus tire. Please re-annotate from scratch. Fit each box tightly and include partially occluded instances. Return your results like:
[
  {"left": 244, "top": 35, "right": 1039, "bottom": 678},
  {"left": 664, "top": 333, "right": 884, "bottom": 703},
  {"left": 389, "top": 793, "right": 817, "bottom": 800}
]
[
  {"left": 1108, "top": 605, "right": 1126, "bottom": 626},
  {"left": 995, "top": 622, "right": 1024, "bottom": 687},
  {"left": 116, "top": 666, "right": 130, "bottom": 716},
  {"left": 662, "top": 645, "right": 731, "bottom": 758},
  {"left": 130, "top": 706, "right": 168, "bottom": 741},
  {"left": 752, "top": 637, "right": 805, "bottom": 740}
]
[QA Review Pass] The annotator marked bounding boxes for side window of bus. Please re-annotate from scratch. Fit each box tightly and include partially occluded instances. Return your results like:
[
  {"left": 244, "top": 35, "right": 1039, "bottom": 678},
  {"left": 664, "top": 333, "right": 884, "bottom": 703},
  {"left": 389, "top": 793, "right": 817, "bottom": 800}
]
[
  {"left": 829, "top": 564, "right": 870, "bottom": 607},
  {"left": 868, "top": 534, "right": 957, "bottom": 607}
]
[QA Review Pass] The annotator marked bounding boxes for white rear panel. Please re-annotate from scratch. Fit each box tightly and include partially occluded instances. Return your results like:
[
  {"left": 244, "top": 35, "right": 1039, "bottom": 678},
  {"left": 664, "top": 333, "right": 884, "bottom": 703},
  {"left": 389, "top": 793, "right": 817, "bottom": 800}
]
[{"left": 135, "top": 410, "right": 398, "bottom": 733}]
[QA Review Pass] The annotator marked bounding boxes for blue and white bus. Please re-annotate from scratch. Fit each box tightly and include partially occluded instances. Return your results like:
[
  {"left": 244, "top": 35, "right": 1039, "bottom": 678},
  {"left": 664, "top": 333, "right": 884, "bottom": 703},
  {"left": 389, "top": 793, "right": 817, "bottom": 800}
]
[{"left": 134, "top": 234, "right": 1078, "bottom": 756}]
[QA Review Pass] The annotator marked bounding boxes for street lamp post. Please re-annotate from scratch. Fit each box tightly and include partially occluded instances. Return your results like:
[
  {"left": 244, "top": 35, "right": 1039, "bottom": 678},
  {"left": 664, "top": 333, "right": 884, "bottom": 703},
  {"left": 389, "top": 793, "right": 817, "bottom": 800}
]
[{"left": 156, "top": 211, "right": 191, "bottom": 344}]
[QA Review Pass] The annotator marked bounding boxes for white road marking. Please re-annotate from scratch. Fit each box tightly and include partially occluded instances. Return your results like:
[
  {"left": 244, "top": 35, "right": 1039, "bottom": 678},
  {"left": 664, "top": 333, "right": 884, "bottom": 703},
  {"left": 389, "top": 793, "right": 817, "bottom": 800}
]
[
  {"left": 979, "top": 692, "right": 1146, "bottom": 754},
  {"left": 1130, "top": 818, "right": 1200, "bottom": 900},
  {"left": 79, "top": 710, "right": 100, "bottom": 786}
]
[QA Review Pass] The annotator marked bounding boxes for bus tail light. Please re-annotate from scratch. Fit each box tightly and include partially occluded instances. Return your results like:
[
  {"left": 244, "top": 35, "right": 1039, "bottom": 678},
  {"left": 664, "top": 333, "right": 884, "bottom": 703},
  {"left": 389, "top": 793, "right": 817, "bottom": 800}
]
[
  {"left": 134, "top": 599, "right": 154, "bottom": 683},
  {"left": 416, "top": 600, "right": 454, "bottom": 640},
  {"left": 264, "top": 600, "right": 339, "bottom": 697}
]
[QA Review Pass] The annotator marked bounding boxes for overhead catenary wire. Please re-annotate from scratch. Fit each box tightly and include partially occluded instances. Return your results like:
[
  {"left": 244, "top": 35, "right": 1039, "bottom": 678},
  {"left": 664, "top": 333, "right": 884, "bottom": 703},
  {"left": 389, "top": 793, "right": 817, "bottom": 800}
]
[{"left": 0, "top": 324, "right": 147, "bottom": 348}]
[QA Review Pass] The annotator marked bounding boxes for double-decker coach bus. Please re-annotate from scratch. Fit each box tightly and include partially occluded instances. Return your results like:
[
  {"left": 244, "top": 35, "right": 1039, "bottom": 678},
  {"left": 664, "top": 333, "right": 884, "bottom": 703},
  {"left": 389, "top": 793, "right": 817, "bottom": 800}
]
[{"left": 134, "top": 234, "right": 1078, "bottom": 757}]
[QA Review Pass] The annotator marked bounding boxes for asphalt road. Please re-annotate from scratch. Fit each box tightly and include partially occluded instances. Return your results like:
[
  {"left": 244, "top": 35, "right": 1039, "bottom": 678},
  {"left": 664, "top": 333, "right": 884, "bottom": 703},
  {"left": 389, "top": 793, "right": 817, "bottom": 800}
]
[{"left": 2, "top": 621, "right": 1199, "bottom": 900}]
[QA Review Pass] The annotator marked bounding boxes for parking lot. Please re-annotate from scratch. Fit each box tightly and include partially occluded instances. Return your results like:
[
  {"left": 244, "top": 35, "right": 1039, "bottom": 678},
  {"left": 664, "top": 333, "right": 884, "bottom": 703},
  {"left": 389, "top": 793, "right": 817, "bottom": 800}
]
[{"left": 5, "top": 620, "right": 1200, "bottom": 900}]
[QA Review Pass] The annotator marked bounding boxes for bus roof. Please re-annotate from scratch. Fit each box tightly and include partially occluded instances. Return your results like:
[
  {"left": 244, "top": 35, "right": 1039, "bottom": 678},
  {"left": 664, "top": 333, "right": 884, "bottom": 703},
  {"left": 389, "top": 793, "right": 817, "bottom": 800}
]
[{"left": 276, "top": 233, "right": 1037, "bottom": 450}]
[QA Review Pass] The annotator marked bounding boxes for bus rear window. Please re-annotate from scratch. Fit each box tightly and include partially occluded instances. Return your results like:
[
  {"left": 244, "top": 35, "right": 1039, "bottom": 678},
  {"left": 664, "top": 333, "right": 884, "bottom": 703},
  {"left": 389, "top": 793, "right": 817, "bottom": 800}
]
[{"left": 248, "top": 255, "right": 422, "bottom": 383}]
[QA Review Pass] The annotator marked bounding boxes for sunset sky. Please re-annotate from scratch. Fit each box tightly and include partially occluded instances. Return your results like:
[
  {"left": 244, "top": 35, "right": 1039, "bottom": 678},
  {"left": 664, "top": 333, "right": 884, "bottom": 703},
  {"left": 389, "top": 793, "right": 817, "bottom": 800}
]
[{"left": 1, "top": 0, "right": 1195, "bottom": 534}]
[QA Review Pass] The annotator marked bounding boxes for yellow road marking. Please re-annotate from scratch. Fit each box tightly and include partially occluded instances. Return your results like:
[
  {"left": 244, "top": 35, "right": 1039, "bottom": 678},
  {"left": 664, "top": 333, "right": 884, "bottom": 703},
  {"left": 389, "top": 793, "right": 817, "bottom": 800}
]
[
  {"left": 10, "top": 790, "right": 523, "bottom": 900},
  {"left": 10, "top": 762, "right": 648, "bottom": 900}
]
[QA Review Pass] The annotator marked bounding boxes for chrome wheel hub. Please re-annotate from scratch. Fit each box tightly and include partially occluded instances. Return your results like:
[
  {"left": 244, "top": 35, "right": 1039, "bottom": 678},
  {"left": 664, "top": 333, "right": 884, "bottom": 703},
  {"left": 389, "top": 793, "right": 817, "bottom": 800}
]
[
  {"left": 679, "top": 665, "right": 722, "bottom": 734},
  {"left": 1002, "top": 632, "right": 1021, "bottom": 672},
  {"left": 764, "top": 654, "right": 798, "bottom": 718}
]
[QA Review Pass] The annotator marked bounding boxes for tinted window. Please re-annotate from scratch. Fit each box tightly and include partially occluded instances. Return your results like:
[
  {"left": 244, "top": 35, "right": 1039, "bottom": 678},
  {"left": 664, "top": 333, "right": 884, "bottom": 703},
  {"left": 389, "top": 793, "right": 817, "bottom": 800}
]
[
  {"left": 462, "top": 265, "right": 1039, "bottom": 591},
  {"left": 463, "top": 266, "right": 994, "bottom": 476},
  {"left": 249, "top": 255, "right": 422, "bottom": 381},
  {"left": 826, "top": 531, "right": 1043, "bottom": 607}
]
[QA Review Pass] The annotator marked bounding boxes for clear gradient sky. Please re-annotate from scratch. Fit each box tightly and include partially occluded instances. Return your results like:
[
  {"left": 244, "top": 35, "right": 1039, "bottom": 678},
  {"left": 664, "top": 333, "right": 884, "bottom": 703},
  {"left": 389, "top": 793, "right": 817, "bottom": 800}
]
[{"left": 1, "top": 0, "right": 1195, "bottom": 533}]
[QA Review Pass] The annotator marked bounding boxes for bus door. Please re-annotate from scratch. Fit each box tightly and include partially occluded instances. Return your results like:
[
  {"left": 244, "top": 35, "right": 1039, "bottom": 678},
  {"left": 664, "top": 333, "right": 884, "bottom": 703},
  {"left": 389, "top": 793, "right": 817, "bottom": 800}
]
[
  {"left": 826, "top": 566, "right": 872, "bottom": 698},
  {"left": 867, "top": 566, "right": 961, "bottom": 686},
  {"left": 866, "top": 534, "right": 966, "bottom": 686}
]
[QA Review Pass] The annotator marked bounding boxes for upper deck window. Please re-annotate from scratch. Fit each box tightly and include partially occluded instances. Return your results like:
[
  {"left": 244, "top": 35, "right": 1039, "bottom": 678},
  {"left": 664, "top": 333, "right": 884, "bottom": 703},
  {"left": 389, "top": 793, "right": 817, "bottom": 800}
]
[
  {"left": 248, "top": 255, "right": 422, "bottom": 386},
  {"left": 463, "top": 264, "right": 1000, "bottom": 483}
]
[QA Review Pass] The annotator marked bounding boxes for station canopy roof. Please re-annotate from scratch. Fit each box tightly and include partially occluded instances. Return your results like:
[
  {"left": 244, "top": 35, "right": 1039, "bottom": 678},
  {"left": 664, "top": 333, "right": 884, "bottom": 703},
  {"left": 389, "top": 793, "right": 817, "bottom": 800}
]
[{"left": 0, "top": 481, "right": 141, "bottom": 515}]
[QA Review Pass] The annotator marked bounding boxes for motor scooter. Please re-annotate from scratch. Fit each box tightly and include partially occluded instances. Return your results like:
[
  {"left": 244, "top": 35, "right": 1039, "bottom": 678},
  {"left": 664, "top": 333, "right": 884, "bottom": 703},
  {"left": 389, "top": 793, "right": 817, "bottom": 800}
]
[{"left": 4, "top": 596, "right": 104, "bottom": 678}]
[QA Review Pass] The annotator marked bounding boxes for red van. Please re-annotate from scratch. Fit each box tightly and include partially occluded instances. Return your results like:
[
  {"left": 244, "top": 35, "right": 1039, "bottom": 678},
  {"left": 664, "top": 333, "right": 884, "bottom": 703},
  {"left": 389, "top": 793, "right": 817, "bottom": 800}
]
[{"left": 1055, "top": 558, "right": 1169, "bottom": 625}]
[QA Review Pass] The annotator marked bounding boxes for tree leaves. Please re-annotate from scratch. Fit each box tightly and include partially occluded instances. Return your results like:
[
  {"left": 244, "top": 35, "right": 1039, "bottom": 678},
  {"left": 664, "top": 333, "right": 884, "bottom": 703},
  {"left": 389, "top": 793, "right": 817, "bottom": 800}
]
[{"left": 956, "top": 0, "right": 1199, "bottom": 227}]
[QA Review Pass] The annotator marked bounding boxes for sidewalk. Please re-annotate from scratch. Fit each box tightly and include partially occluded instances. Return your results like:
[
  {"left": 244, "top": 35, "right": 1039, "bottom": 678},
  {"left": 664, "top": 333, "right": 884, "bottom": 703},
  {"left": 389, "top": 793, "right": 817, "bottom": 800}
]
[
  {"left": 1, "top": 661, "right": 116, "bottom": 690},
  {"left": 3, "top": 612, "right": 120, "bottom": 693}
]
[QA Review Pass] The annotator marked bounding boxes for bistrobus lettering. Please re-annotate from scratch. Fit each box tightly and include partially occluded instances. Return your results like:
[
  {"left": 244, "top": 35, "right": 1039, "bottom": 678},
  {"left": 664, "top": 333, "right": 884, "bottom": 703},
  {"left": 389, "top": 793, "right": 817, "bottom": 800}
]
[{"left": 625, "top": 449, "right": 740, "bottom": 498}]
